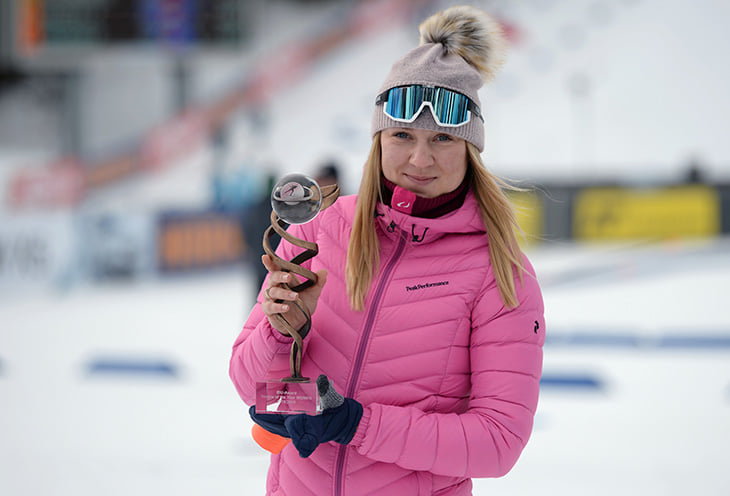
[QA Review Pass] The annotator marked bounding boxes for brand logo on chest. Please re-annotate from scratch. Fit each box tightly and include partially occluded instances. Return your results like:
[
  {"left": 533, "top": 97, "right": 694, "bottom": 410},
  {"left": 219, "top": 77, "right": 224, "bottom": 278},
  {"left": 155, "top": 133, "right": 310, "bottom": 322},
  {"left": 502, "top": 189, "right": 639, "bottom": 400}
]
[{"left": 405, "top": 280, "right": 450, "bottom": 292}]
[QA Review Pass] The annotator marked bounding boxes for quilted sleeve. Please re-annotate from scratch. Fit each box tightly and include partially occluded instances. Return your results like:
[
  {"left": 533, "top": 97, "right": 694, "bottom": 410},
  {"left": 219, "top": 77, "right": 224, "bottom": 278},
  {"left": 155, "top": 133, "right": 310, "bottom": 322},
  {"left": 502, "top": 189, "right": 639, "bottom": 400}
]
[
  {"left": 228, "top": 220, "right": 318, "bottom": 405},
  {"left": 352, "top": 255, "right": 545, "bottom": 478}
]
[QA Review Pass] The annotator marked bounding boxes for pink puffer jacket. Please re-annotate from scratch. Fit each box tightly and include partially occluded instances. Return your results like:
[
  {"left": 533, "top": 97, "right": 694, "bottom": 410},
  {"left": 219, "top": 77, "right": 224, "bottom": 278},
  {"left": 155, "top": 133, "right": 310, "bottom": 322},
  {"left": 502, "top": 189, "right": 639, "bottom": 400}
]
[{"left": 230, "top": 192, "right": 545, "bottom": 496}]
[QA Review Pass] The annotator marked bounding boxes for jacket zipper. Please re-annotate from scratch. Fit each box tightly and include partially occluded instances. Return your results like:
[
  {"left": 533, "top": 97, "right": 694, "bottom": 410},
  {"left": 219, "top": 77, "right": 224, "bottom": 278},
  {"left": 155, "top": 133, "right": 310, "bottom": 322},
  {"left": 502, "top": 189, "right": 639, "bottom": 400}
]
[{"left": 334, "top": 233, "right": 408, "bottom": 496}]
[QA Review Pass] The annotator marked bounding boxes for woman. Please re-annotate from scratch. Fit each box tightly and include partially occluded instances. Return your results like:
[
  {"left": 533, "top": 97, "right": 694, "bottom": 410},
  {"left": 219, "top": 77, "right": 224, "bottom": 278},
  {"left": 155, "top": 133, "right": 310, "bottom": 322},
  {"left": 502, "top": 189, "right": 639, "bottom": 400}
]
[{"left": 230, "top": 6, "right": 545, "bottom": 495}]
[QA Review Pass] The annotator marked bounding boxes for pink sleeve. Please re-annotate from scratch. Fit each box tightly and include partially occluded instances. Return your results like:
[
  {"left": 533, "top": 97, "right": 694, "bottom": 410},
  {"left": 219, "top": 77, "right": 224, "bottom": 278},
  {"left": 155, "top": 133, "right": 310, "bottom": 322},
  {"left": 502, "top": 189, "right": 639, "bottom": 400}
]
[
  {"left": 229, "top": 307, "right": 299, "bottom": 405},
  {"left": 352, "top": 258, "right": 545, "bottom": 478},
  {"left": 228, "top": 222, "right": 317, "bottom": 405}
]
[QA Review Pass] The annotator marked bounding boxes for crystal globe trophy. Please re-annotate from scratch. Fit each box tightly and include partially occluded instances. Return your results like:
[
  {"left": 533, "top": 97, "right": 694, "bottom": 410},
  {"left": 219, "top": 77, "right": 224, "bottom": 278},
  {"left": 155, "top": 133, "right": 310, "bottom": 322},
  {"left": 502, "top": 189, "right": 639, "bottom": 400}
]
[{"left": 255, "top": 173, "right": 339, "bottom": 415}]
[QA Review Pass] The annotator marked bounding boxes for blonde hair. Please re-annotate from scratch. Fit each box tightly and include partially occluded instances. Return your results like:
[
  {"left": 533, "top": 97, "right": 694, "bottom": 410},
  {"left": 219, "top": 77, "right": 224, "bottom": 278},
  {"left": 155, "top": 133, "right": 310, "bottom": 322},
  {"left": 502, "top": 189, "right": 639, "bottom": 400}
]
[{"left": 346, "top": 133, "right": 526, "bottom": 311}]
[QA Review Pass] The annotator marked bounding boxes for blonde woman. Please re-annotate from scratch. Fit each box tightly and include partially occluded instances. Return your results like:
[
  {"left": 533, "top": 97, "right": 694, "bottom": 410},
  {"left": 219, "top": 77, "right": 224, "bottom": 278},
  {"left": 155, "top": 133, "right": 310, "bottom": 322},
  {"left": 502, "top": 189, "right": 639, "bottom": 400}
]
[{"left": 230, "top": 6, "right": 545, "bottom": 495}]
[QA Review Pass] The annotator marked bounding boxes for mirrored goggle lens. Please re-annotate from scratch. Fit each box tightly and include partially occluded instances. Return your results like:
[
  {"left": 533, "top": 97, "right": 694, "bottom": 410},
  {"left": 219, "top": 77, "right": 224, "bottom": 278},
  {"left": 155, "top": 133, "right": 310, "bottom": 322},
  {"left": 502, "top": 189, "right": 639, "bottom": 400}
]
[{"left": 381, "top": 86, "right": 477, "bottom": 127}]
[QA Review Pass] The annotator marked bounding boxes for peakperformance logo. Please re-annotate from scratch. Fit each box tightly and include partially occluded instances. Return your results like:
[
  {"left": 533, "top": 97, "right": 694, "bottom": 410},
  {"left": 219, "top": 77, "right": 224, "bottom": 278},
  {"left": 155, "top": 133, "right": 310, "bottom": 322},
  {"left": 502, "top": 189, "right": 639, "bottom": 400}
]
[{"left": 406, "top": 280, "right": 450, "bottom": 292}]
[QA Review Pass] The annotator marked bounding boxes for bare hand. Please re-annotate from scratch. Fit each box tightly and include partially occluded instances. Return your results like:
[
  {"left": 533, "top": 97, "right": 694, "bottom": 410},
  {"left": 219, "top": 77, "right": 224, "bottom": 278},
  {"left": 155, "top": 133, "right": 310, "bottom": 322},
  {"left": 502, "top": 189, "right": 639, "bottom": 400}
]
[{"left": 260, "top": 254, "right": 327, "bottom": 336}]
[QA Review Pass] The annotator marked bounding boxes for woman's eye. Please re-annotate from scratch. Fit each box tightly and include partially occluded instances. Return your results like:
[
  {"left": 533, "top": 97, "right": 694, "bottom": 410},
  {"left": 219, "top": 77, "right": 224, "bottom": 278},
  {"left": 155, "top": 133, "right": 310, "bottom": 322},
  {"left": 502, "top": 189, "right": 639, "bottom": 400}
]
[
  {"left": 394, "top": 131, "right": 410, "bottom": 139},
  {"left": 435, "top": 134, "right": 453, "bottom": 142}
]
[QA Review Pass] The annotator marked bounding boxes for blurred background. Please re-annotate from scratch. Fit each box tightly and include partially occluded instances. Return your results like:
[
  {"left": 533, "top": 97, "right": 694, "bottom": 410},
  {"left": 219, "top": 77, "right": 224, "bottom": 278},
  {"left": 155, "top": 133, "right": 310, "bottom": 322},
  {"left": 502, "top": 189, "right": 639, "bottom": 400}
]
[{"left": 1, "top": 0, "right": 729, "bottom": 494}]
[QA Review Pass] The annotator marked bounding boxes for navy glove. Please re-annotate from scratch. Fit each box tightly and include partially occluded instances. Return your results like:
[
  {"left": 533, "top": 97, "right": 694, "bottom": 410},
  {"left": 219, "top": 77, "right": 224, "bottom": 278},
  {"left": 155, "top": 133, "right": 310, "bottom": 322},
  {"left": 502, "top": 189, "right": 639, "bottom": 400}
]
[
  {"left": 249, "top": 405, "right": 290, "bottom": 439},
  {"left": 250, "top": 375, "right": 363, "bottom": 458},
  {"left": 284, "top": 375, "right": 363, "bottom": 458}
]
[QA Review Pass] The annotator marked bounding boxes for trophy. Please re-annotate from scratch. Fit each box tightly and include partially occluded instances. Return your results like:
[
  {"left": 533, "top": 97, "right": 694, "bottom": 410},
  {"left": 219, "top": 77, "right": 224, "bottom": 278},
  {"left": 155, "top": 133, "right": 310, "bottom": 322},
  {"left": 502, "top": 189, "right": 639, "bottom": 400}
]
[{"left": 255, "top": 173, "right": 339, "bottom": 415}]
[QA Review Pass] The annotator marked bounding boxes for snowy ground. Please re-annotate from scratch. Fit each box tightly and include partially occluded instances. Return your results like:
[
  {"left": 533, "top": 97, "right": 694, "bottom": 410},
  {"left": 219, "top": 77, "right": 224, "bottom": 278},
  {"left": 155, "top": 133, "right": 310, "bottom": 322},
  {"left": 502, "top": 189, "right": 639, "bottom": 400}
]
[{"left": 1, "top": 238, "right": 729, "bottom": 495}]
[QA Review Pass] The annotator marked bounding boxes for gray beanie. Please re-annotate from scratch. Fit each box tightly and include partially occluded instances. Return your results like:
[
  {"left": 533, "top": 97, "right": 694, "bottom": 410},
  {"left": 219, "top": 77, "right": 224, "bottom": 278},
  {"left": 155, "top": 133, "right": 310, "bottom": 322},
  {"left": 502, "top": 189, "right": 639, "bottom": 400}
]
[{"left": 371, "top": 6, "right": 506, "bottom": 152}]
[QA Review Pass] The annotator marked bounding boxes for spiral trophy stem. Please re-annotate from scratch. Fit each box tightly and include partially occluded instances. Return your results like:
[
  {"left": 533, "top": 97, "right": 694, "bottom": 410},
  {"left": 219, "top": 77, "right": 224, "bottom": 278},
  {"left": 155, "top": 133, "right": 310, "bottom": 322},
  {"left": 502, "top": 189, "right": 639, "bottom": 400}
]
[{"left": 262, "top": 180, "right": 339, "bottom": 382}]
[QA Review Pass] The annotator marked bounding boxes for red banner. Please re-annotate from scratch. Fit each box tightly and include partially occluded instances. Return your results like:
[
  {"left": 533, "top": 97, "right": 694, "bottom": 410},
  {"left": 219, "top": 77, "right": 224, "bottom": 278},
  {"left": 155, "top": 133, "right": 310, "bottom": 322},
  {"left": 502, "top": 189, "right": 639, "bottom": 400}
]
[{"left": 8, "top": 159, "right": 85, "bottom": 209}]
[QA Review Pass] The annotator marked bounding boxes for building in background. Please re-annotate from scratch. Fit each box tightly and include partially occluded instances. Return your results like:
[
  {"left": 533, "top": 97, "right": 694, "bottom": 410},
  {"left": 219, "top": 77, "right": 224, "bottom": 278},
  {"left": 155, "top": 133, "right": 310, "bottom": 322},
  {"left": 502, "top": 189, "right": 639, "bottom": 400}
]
[{"left": 1, "top": 0, "right": 729, "bottom": 293}]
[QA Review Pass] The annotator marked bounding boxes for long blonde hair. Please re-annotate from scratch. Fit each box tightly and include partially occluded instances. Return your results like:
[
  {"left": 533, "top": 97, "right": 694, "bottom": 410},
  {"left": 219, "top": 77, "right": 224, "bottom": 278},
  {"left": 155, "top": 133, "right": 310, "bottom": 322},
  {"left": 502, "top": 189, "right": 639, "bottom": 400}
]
[{"left": 346, "top": 133, "right": 525, "bottom": 311}]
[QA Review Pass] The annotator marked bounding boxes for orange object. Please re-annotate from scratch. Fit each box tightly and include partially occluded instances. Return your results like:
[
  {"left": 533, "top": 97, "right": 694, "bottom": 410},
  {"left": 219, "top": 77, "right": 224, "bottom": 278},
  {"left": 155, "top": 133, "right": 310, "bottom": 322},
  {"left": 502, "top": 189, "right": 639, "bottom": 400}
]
[
  {"left": 251, "top": 423, "right": 291, "bottom": 454},
  {"left": 18, "top": 0, "right": 45, "bottom": 54}
]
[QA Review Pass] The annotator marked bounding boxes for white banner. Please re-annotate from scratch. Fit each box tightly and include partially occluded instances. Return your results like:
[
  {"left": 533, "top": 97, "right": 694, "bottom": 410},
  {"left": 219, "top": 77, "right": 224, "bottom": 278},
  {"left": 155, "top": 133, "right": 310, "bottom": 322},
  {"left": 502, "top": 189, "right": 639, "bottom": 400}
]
[{"left": 0, "top": 212, "right": 77, "bottom": 292}]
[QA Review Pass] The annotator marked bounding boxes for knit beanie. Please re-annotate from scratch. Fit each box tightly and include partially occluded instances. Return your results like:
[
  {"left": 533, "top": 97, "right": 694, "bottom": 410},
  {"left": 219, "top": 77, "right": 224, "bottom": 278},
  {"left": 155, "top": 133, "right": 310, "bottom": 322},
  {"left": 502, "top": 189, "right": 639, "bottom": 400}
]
[{"left": 371, "top": 6, "right": 506, "bottom": 152}]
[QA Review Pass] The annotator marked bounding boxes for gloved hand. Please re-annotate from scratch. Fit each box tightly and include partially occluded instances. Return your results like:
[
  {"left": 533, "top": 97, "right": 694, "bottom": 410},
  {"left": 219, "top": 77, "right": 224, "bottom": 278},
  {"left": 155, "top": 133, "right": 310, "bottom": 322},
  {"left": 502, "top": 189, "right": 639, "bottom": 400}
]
[
  {"left": 249, "top": 405, "right": 290, "bottom": 439},
  {"left": 249, "top": 375, "right": 363, "bottom": 458},
  {"left": 285, "top": 375, "right": 363, "bottom": 458}
]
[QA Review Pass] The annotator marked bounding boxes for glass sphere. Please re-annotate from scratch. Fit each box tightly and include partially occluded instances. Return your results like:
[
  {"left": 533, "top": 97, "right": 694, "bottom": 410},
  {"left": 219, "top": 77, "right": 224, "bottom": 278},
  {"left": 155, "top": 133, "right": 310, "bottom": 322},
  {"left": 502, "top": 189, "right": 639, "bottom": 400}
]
[{"left": 271, "top": 173, "right": 322, "bottom": 224}]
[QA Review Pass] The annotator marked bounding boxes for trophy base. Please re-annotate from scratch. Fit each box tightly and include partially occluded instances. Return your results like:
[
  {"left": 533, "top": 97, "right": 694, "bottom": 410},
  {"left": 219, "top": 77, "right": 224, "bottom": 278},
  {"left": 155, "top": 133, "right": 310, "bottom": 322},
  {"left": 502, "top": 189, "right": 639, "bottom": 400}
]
[{"left": 255, "top": 378, "right": 321, "bottom": 415}]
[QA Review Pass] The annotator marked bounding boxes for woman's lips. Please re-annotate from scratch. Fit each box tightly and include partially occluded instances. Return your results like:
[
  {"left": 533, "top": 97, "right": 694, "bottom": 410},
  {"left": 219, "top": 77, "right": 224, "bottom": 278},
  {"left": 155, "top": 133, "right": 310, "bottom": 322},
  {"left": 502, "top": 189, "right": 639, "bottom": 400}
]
[{"left": 404, "top": 174, "right": 435, "bottom": 185}]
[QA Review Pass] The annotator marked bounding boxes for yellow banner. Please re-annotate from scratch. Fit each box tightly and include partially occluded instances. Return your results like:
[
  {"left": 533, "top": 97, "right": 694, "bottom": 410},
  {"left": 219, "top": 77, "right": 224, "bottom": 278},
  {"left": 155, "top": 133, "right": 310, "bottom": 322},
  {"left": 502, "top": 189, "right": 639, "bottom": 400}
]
[
  {"left": 573, "top": 186, "right": 720, "bottom": 240},
  {"left": 506, "top": 190, "right": 543, "bottom": 245}
]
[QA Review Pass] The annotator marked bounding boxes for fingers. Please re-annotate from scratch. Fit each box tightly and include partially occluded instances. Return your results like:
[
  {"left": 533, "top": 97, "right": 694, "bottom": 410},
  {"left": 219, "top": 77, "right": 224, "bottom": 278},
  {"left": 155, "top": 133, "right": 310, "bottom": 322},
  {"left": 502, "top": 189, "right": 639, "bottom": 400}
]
[
  {"left": 259, "top": 256, "right": 326, "bottom": 334},
  {"left": 264, "top": 285, "right": 298, "bottom": 310},
  {"left": 262, "top": 255, "right": 289, "bottom": 284},
  {"left": 261, "top": 255, "right": 294, "bottom": 308},
  {"left": 261, "top": 254, "right": 278, "bottom": 273}
]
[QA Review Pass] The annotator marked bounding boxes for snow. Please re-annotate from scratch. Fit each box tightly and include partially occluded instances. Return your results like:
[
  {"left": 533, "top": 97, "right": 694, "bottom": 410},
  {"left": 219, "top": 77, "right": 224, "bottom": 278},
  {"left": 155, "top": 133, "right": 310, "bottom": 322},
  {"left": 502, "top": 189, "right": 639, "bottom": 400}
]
[{"left": 2, "top": 240, "right": 729, "bottom": 495}]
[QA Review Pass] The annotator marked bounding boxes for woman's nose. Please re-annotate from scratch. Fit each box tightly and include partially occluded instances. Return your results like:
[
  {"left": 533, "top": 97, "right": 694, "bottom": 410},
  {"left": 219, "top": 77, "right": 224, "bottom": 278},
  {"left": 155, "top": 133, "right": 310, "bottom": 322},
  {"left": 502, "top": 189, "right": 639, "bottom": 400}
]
[{"left": 410, "top": 141, "right": 434, "bottom": 168}]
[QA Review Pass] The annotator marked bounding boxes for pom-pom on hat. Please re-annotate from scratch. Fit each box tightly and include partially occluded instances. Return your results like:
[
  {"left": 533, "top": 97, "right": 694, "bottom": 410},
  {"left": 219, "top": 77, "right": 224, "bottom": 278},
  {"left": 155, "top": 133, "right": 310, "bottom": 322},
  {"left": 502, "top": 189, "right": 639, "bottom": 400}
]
[{"left": 371, "top": 6, "right": 506, "bottom": 152}]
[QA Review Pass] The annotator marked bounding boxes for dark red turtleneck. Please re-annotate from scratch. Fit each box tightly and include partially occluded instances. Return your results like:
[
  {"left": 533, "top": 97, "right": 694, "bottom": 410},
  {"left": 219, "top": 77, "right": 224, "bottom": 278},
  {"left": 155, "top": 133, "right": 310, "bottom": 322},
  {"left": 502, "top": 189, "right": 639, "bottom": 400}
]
[{"left": 380, "top": 175, "right": 470, "bottom": 219}]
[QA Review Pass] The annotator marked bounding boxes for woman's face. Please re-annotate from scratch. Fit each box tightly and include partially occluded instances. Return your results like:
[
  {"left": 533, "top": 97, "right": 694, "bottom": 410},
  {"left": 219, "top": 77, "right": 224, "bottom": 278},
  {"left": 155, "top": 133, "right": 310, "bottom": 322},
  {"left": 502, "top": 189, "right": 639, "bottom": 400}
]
[{"left": 380, "top": 127, "right": 468, "bottom": 198}]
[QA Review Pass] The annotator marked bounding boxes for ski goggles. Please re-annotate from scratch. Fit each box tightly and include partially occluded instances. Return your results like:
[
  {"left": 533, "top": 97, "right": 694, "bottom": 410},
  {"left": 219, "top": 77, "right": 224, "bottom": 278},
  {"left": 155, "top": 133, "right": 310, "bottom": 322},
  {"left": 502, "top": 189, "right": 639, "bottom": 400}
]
[{"left": 375, "top": 84, "right": 483, "bottom": 127}]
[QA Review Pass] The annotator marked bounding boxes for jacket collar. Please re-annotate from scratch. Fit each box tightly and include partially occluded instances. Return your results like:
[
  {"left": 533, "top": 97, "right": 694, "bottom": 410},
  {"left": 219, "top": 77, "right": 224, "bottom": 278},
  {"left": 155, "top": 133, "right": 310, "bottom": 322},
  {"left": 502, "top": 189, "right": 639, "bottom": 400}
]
[{"left": 375, "top": 190, "right": 486, "bottom": 245}]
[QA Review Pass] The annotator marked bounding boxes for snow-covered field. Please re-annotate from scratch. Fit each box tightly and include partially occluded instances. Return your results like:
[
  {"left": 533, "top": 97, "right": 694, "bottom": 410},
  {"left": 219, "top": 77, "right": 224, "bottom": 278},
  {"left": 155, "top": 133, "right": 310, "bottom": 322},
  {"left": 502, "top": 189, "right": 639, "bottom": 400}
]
[{"left": 1, "top": 238, "right": 729, "bottom": 495}]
